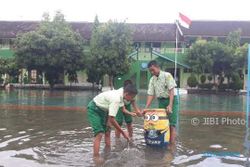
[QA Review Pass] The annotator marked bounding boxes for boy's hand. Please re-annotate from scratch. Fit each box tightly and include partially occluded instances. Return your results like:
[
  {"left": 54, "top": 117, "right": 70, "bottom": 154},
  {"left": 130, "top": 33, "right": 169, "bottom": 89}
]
[
  {"left": 136, "top": 111, "right": 143, "bottom": 117},
  {"left": 166, "top": 105, "right": 173, "bottom": 114},
  {"left": 142, "top": 109, "right": 148, "bottom": 115},
  {"left": 130, "top": 112, "right": 137, "bottom": 117}
]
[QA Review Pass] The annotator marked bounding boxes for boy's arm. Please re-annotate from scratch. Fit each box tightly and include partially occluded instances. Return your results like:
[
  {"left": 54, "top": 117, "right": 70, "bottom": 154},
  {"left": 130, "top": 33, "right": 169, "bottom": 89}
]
[
  {"left": 108, "top": 102, "right": 129, "bottom": 141},
  {"left": 146, "top": 78, "right": 155, "bottom": 109},
  {"left": 122, "top": 106, "right": 136, "bottom": 117},
  {"left": 145, "top": 95, "right": 154, "bottom": 108},
  {"left": 131, "top": 101, "right": 143, "bottom": 116},
  {"left": 166, "top": 73, "right": 177, "bottom": 114},
  {"left": 108, "top": 116, "right": 129, "bottom": 140},
  {"left": 166, "top": 88, "right": 174, "bottom": 114}
]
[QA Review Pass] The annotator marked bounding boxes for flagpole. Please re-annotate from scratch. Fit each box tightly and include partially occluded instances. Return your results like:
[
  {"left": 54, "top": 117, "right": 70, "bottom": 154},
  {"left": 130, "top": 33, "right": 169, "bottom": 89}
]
[
  {"left": 174, "top": 20, "right": 178, "bottom": 80},
  {"left": 247, "top": 44, "right": 250, "bottom": 128},
  {"left": 175, "top": 20, "right": 180, "bottom": 133}
]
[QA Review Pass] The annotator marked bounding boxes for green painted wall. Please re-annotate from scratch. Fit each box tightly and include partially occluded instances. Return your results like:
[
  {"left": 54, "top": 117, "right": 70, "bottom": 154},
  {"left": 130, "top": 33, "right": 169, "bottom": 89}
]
[
  {"left": 0, "top": 49, "right": 14, "bottom": 59},
  {"left": 114, "top": 60, "right": 150, "bottom": 89}
]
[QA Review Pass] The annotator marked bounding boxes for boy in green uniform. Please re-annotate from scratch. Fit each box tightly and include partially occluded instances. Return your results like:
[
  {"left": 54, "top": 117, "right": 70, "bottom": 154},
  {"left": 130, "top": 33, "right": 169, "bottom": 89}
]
[
  {"left": 115, "top": 80, "right": 142, "bottom": 138},
  {"left": 87, "top": 84, "right": 138, "bottom": 159},
  {"left": 144, "top": 60, "right": 178, "bottom": 145}
]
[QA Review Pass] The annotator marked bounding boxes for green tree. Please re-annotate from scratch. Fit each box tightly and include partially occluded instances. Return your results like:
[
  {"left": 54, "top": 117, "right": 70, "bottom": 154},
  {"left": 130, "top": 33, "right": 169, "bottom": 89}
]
[
  {"left": 208, "top": 75, "right": 213, "bottom": 83},
  {"left": 5, "top": 59, "right": 20, "bottom": 83},
  {"left": 207, "top": 41, "right": 233, "bottom": 84},
  {"left": 0, "top": 58, "right": 19, "bottom": 83},
  {"left": 0, "top": 58, "right": 8, "bottom": 75},
  {"left": 89, "top": 20, "right": 132, "bottom": 88},
  {"left": 186, "top": 39, "right": 213, "bottom": 86},
  {"left": 230, "top": 73, "right": 243, "bottom": 90},
  {"left": 233, "top": 43, "right": 247, "bottom": 70},
  {"left": 86, "top": 15, "right": 104, "bottom": 87},
  {"left": 187, "top": 39, "right": 234, "bottom": 88},
  {"left": 0, "top": 58, "right": 9, "bottom": 84},
  {"left": 232, "top": 43, "right": 247, "bottom": 89},
  {"left": 200, "top": 75, "right": 206, "bottom": 84},
  {"left": 14, "top": 11, "right": 85, "bottom": 88},
  {"left": 226, "top": 29, "right": 241, "bottom": 49},
  {"left": 187, "top": 74, "right": 198, "bottom": 88},
  {"left": 186, "top": 39, "right": 213, "bottom": 76}
]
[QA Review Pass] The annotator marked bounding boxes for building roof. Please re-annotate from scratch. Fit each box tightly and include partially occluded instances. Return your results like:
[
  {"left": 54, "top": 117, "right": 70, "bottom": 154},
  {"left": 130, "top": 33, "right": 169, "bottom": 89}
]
[
  {"left": 0, "top": 21, "right": 38, "bottom": 39},
  {"left": 0, "top": 21, "right": 176, "bottom": 41},
  {"left": 181, "top": 21, "right": 250, "bottom": 38},
  {"left": 129, "top": 23, "right": 176, "bottom": 42},
  {"left": 0, "top": 21, "right": 250, "bottom": 42}
]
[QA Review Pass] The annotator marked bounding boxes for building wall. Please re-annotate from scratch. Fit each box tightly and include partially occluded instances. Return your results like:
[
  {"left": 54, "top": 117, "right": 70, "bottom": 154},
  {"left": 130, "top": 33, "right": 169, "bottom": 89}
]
[{"left": 0, "top": 40, "right": 189, "bottom": 88}]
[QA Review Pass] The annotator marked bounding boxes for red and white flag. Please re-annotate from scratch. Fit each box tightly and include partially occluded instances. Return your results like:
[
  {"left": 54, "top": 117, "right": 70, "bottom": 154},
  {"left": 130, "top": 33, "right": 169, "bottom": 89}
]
[{"left": 178, "top": 13, "right": 191, "bottom": 29}]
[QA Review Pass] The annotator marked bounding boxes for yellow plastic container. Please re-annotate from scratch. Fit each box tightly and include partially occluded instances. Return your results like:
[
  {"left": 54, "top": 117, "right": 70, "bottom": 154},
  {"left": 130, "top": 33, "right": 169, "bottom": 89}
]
[{"left": 144, "top": 109, "right": 170, "bottom": 147}]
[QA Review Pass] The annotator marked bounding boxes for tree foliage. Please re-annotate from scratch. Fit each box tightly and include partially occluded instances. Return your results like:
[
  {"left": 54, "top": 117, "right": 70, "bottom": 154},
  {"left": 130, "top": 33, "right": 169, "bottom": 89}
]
[
  {"left": 14, "top": 11, "right": 85, "bottom": 88},
  {"left": 88, "top": 18, "right": 132, "bottom": 88},
  {"left": 0, "top": 58, "right": 20, "bottom": 83},
  {"left": 187, "top": 74, "right": 198, "bottom": 88},
  {"left": 186, "top": 39, "right": 213, "bottom": 74},
  {"left": 226, "top": 29, "right": 241, "bottom": 49},
  {"left": 186, "top": 29, "right": 247, "bottom": 90},
  {"left": 86, "top": 15, "right": 104, "bottom": 85}
]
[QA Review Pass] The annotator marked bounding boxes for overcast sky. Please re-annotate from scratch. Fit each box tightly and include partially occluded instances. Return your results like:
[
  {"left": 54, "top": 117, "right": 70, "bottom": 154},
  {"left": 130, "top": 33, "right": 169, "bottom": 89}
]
[{"left": 0, "top": 0, "right": 250, "bottom": 23}]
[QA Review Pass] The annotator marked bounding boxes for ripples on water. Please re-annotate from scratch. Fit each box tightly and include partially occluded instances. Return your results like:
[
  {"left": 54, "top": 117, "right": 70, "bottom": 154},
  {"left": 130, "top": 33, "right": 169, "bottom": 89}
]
[
  {"left": 0, "top": 90, "right": 248, "bottom": 166},
  {"left": 0, "top": 117, "right": 247, "bottom": 167}
]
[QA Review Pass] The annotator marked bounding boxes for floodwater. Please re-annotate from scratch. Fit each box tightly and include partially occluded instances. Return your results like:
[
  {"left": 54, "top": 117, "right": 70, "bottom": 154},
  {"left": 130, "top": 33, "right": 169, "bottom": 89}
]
[{"left": 0, "top": 89, "right": 248, "bottom": 167}]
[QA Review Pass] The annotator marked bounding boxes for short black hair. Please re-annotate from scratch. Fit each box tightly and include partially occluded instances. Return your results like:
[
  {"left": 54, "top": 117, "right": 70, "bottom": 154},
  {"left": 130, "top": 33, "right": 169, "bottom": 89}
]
[
  {"left": 123, "top": 80, "right": 133, "bottom": 87},
  {"left": 147, "top": 60, "right": 159, "bottom": 68},
  {"left": 124, "top": 84, "right": 138, "bottom": 95}
]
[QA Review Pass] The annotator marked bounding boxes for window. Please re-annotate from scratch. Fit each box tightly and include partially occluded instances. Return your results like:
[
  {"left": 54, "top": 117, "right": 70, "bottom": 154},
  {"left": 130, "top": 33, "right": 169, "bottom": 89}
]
[
  {"left": 31, "top": 70, "right": 37, "bottom": 83},
  {"left": 152, "top": 42, "right": 161, "bottom": 52},
  {"left": 145, "top": 42, "right": 151, "bottom": 52},
  {"left": 184, "top": 69, "right": 192, "bottom": 73},
  {"left": 0, "top": 38, "right": 11, "bottom": 49},
  {"left": 133, "top": 42, "right": 141, "bottom": 51}
]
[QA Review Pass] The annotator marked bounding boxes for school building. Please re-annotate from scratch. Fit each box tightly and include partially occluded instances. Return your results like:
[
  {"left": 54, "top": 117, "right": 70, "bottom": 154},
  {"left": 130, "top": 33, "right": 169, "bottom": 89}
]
[{"left": 0, "top": 21, "right": 250, "bottom": 89}]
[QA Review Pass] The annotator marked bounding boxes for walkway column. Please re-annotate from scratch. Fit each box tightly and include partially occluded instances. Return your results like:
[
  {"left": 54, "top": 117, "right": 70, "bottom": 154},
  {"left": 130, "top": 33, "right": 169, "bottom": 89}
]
[
  {"left": 136, "top": 70, "right": 140, "bottom": 90},
  {"left": 42, "top": 72, "right": 45, "bottom": 85}
]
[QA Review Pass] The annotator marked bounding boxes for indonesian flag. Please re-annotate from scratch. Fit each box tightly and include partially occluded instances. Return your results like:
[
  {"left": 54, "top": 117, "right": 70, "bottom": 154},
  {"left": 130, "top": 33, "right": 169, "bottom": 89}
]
[{"left": 178, "top": 13, "right": 191, "bottom": 29}]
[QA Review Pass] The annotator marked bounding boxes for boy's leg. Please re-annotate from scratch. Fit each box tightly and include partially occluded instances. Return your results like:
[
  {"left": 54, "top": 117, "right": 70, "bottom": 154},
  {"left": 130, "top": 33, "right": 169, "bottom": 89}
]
[
  {"left": 93, "top": 133, "right": 103, "bottom": 157},
  {"left": 170, "top": 126, "right": 176, "bottom": 145},
  {"left": 169, "top": 97, "right": 178, "bottom": 144},
  {"left": 105, "top": 130, "right": 111, "bottom": 148},
  {"left": 115, "top": 130, "right": 121, "bottom": 138},
  {"left": 87, "top": 101, "right": 107, "bottom": 157},
  {"left": 126, "top": 123, "right": 133, "bottom": 138},
  {"left": 124, "top": 104, "right": 133, "bottom": 138},
  {"left": 158, "top": 97, "right": 178, "bottom": 144},
  {"left": 115, "top": 107, "right": 124, "bottom": 138}
]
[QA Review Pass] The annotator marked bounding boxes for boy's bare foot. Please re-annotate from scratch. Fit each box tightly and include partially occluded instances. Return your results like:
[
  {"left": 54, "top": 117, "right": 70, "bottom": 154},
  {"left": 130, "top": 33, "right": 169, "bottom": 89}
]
[
  {"left": 167, "top": 143, "right": 174, "bottom": 150},
  {"left": 167, "top": 143, "right": 177, "bottom": 153},
  {"left": 104, "top": 145, "right": 111, "bottom": 153},
  {"left": 93, "top": 156, "right": 105, "bottom": 165}
]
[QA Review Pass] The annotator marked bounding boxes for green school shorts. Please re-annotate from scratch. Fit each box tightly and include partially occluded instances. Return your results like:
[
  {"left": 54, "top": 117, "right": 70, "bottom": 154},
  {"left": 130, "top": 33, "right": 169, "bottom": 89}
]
[
  {"left": 158, "top": 96, "right": 178, "bottom": 126},
  {"left": 115, "top": 104, "right": 132, "bottom": 126},
  {"left": 87, "top": 100, "right": 109, "bottom": 136}
]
